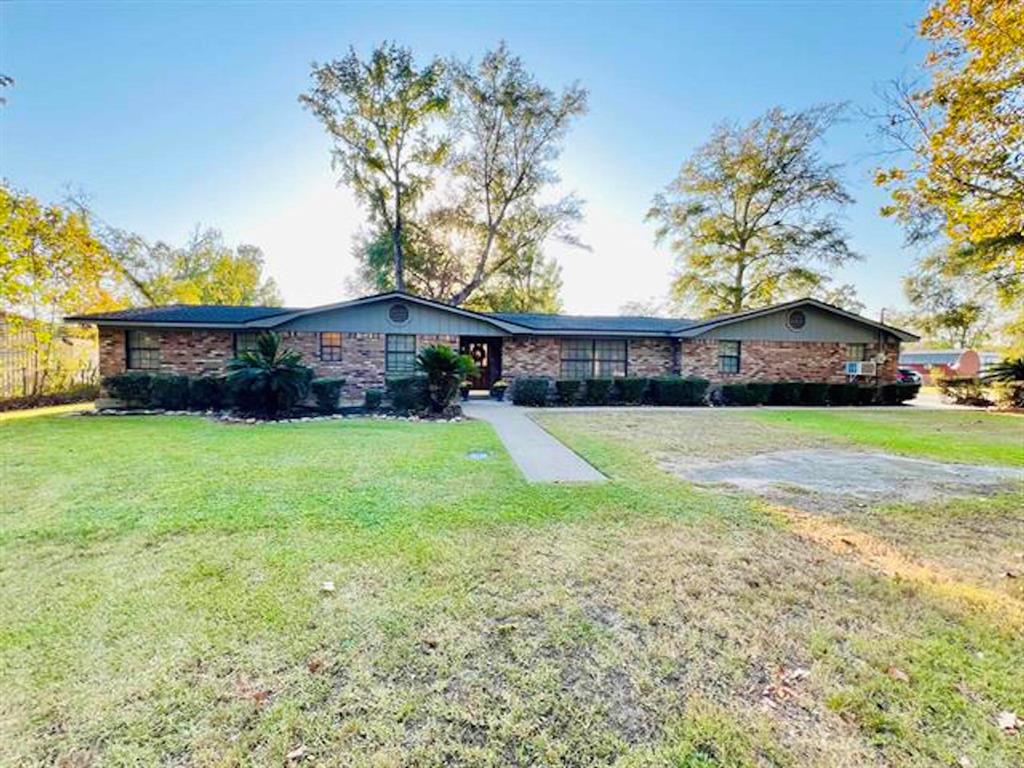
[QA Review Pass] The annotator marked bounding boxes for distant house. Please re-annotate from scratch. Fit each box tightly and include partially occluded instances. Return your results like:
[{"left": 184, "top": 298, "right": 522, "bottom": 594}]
[
  {"left": 68, "top": 292, "right": 918, "bottom": 400},
  {"left": 899, "top": 349, "right": 1003, "bottom": 383}
]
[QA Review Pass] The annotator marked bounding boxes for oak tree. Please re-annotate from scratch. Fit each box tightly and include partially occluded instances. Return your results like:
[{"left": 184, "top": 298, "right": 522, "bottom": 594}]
[{"left": 648, "top": 105, "right": 859, "bottom": 316}]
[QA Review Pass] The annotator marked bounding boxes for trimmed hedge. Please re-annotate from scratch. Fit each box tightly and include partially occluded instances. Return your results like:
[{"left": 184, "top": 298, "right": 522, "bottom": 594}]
[
  {"left": 149, "top": 374, "right": 191, "bottom": 410},
  {"left": 555, "top": 379, "right": 582, "bottom": 405},
  {"left": 649, "top": 376, "right": 709, "bottom": 406},
  {"left": 613, "top": 377, "right": 649, "bottom": 404},
  {"left": 826, "top": 382, "right": 859, "bottom": 406},
  {"left": 768, "top": 382, "right": 803, "bottom": 405},
  {"left": 311, "top": 377, "right": 346, "bottom": 413},
  {"left": 721, "top": 382, "right": 770, "bottom": 406},
  {"left": 512, "top": 378, "right": 550, "bottom": 407},
  {"left": 386, "top": 375, "right": 429, "bottom": 413},
  {"left": 365, "top": 388, "right": 383, "bottom": 411},
  {"left": 801, "top": 382, "right": 829, "bottom": 406},
  {"left": 103, "top": 372, "right": 154, "bottom": 407},
  {"left": 880, "top": 382, "right": 920, "bottom": 405},
  {"left": 583, "top": 378, "right": 614, "bottom": 405},
  {"left": 189, "top": 376, "right": 227, "bottom": 409}
]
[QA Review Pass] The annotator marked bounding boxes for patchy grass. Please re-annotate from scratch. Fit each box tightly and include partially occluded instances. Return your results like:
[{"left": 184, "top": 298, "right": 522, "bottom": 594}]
[
  {"left": 2, "top": 412, "right": 1023, "bottom": 767},
  {"left": 753, "top": 409, "right": 1024, "bottom": 466}
]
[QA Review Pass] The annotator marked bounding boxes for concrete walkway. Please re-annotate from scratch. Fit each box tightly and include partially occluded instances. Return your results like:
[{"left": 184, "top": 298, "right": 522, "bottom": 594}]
[{"left": 462, "top": 399, "right": 606, "bottom": 483}]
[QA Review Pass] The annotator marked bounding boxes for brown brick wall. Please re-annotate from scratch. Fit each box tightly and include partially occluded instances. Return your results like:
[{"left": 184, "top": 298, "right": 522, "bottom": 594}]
[
  {"left": 680, "top": 339, "right": 901, "bottom": 383},
  {"left": 100, "top": 328, "right": 460, "bottom": 402},
  {"left": 98, "top": 327, "right": 901, "bottom": 399},
  {"left": 98, "top": 327, "right": 234, "bottom": 376},
  {"left": 628, "top": 338, "right": 675, "bottom": 377},
  {"left": 502, "top": 336, "right": 561, "bottom": 381}
]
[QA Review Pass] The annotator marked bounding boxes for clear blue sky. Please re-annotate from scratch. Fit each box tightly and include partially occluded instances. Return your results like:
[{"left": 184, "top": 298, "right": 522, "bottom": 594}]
[{"left": 1, "top": 0, "right": 929, "bottom": 316}]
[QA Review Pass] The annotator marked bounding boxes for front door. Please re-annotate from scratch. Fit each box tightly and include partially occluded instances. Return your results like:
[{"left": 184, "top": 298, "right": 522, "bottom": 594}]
[{"left": 459, "top": 337, "right": 502, "bottom": 390}]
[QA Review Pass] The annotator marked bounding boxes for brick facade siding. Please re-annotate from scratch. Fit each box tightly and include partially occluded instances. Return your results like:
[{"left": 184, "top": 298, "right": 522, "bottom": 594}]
[
  {"left": 99, "top": 327, "right": 459, "bottom": 402},
  {"left": 98, "top": 326, "right": 901, "bottom": 400},
  {"left": 502, "top": 334, "right": 899, "bottom": 385}
]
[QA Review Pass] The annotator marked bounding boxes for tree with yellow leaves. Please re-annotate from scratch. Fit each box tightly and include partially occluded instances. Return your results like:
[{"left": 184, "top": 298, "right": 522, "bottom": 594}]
[{"left": 874, "top": 0, "right": 1023, "bottom": 339}]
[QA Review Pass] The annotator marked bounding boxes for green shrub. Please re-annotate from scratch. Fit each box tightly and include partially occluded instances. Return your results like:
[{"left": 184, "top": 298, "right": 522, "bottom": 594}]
[
  {"left": 880, "top": 382, "right": 921, "bottom": 405},
  {"left": 649, "top": 376, "right": 709, "bottom": 406},
  {"left": 991, "top": 380, "right": 1024, "bottom": 409},
  {"left": 584, "top": 378, "right": 614, "bottom": 405},
  {"left": 189, "top": 376, "right": 227, "bottom": 410},
  {"left": 935, "top": 376, "right": 990, "bottom": 406},
  {"left": 613, "top": 377, "right": 649, "bottom": 404},
  {"left": 856, "top": 386, "right": 878, "bottom": 406},
  {"left": 555, "top": 379, "right": 582, "bottom": 405},
  {"left": 311, "top": 377, "right": 346, "bottom": 413},
  {"left": 364, "top": 388, "right": 383, "bottom": 411},
  {"left": 386, "top": 375, "right": 429, "bottom": 413},
  {"left": 721, "top": 383, "right": 769, "bottom": 406},
  {"left": 415, "top": 345, "right": 477, "bottom": 413},
  {"left": 103, "top": 372, "right": 153, "bottom": 407},
  {"left": 826, "top": 383, "right": 859, "bottom": 406},
  {"left": 768, "top": 382, "right": 803, "bottom": 405},
  {"left": 226, "top": 332, "right": 313, "bottom": 416},
  {"left": 801, "top": 382, "right": 830, "bottom": 406},
  {"left": 512, "top": 378, "right": 550, "bottom": 406},
  {"left": 747, "top": 383, "right": 772, "bottom": 404},
  {"left": 149, "top": 374, "right": 192, "bottom": 409}
]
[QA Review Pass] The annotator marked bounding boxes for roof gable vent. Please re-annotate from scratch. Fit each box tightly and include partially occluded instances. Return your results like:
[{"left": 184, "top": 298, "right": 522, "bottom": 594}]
[{"left": 388, "top": 302, "right": 410, "bottom": 324}]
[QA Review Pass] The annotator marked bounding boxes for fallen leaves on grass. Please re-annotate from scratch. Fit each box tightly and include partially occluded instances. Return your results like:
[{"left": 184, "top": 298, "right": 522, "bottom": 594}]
[
  {"left": 886, "top": 666, "right": 910, "bottom": 683},
  {"left": 233, "top": 676, "right": 272, "bottom": 707}
]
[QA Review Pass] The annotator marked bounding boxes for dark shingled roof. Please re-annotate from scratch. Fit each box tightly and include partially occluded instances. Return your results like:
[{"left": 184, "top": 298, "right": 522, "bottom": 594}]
[
  {"left": 487, "top": 312, "right": 693, "bottom": 334},
  {"left": 66, "top": 304, "right": 296, "bottom": 324}
]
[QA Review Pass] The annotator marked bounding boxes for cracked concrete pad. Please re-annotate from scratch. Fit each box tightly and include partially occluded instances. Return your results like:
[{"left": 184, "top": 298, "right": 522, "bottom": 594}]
[{"left": 676, "top": 449, "right": 1024, "bottom": 503}]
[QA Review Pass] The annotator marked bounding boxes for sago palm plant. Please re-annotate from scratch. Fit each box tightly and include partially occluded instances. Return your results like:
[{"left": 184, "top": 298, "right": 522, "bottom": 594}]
[
  {"left": 226, "top": 332, "right": 313, "bottom": 416},
  {"left": 415, "top": 344, "right": 478, "bottom": 413}
]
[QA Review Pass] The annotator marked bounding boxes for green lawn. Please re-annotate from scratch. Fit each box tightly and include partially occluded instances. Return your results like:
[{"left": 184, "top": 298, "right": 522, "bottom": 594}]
[
  {"left": 753, "top": 409, "right": 1024, "bottom": 466},
  {"left": 2, "top": 410, "right": 1022, "bottom": 767}
]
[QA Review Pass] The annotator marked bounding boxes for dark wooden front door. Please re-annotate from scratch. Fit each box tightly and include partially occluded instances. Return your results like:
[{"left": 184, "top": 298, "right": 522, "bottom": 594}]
[{"left": 459, "top": 337, "right": 502, "bottom": 390}]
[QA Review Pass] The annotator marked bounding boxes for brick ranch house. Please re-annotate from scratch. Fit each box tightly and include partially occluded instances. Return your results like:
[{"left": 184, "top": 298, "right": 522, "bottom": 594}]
[{"left": 68, "top": 292, "right": 918, "bottom": 401}]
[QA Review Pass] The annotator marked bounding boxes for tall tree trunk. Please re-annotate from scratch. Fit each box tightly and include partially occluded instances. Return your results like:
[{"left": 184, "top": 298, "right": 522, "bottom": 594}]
[{"left": 392, "top": 184, "right": 405, "bottom": 292}]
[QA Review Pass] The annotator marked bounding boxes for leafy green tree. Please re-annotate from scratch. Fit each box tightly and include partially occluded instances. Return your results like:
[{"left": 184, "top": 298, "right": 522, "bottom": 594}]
[
  {"left": 0, "top": 185, "right": 123, "bottom": 393},
  {"left": 814, "top": 282, "right": 865, "bottom": 315},
  {"left": 87, "top": 221, "right": 281, "bottom": 307},
  {"left": 302, "top": 42, "right": 449, "bottom": 292},
  {"left": 902, "top": 252, "right": 993, "bottom": 348},
  {"left": 444, "top": 43, "right": 587, "bottom": 305},
  {"left": 648, "top": 105, "right": 859, "bottom": 316},
  {"left": 344, "top": 43, "right": 585, "bottom": 310},
  {"left": 464, "top": 246, "right": 563, "bottom": 313}
]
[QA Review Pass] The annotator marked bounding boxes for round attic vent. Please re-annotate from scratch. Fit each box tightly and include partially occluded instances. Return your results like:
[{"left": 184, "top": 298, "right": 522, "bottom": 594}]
[
  {"left": 388, "top": 302, "right": 410, "bottom": 324},
  {"left": 786, "top": 309, "right": 807, "bottom": 331}
]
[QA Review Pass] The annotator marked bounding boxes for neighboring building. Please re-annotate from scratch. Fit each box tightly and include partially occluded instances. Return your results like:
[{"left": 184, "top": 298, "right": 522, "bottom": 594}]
[
  {"left": 67, "top": 292, "right": 917, "bottom": 401},
  {"left": 898, "top": 349, "right": 1003, "bottom": 383}
]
